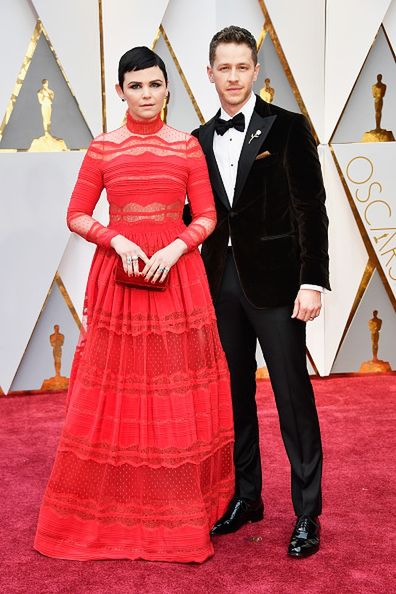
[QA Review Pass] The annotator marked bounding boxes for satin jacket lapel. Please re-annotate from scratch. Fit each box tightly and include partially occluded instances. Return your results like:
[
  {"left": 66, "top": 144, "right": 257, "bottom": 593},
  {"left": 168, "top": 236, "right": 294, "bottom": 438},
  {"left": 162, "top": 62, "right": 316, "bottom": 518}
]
[
  {"left": 199, "top": 119, "right": 231, "bottom": 211},
  {"left": 233, "top": 111, "right": 277, "bottom": 206}
]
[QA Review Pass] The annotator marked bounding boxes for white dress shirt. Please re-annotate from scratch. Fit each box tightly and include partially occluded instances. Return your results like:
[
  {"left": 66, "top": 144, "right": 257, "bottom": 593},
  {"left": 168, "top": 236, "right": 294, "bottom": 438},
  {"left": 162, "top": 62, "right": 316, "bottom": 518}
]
[
  {"left": 213, "top": 92, "right": 256, "bottom": 207},
  {"left": 212, "top": 92, "right": 323, "bottom": 293}
]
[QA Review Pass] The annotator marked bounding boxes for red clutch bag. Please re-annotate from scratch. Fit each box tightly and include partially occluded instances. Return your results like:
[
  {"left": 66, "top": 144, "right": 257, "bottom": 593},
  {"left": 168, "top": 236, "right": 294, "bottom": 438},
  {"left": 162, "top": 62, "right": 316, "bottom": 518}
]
[{"left": 114, "top": 258, "right": 169, "bottom": 291}]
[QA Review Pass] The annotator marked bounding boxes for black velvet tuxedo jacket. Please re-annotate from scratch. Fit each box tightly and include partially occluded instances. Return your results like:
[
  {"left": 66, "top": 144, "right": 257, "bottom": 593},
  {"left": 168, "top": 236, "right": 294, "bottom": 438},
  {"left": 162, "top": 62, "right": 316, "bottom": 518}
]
[{"left": 188, "top": 94, "right": 330, "bottom": 308}]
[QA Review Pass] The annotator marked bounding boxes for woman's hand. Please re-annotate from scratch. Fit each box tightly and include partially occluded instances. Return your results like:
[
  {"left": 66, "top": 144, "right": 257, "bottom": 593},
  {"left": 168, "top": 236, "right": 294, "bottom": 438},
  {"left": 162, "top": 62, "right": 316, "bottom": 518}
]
[
  {"left": 110, "top": 234, "right": 149, "bottom": 276},
  {"left": 142, "top": 239, "right": 187, "bottom": 283}
]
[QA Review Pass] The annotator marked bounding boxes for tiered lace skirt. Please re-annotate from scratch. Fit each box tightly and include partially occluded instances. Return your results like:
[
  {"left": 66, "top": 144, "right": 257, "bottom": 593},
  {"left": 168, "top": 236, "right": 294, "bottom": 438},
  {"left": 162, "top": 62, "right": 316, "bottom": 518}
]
[{"left": 34, "top": 222, "right": 234, "bottom": 563}]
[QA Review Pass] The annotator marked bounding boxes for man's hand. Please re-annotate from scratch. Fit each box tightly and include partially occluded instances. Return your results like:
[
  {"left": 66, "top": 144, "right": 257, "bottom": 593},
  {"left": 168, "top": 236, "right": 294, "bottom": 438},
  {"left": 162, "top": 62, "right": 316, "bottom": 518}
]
[{"left": 291, "top": 289, "right": 322, "bottom": 322}]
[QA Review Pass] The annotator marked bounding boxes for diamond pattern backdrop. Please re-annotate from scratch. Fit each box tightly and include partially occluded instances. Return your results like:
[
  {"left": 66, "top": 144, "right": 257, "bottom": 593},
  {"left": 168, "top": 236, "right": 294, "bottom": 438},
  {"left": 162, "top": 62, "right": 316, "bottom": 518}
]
[{"left": 0, "top": 0, "right": 394, "bottom": 393}]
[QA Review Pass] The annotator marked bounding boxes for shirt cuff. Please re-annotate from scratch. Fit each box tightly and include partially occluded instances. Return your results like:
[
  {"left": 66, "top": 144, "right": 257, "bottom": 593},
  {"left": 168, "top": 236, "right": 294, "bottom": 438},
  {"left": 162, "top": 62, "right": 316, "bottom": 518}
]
[{"left": 300, "top": 284, "right": 325, "bottom": 293}]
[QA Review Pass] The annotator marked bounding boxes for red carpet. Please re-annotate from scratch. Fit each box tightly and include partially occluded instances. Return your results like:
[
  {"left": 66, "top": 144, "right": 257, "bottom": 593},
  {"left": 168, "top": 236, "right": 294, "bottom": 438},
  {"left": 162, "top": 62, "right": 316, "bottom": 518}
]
[{"left": 1, "top": 376, "right": 395, "bottom": 594}]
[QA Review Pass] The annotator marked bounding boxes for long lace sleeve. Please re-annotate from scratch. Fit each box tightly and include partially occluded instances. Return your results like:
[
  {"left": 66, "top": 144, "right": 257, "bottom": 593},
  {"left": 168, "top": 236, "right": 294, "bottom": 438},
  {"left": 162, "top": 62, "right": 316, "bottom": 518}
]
[
  {"left": 66, "top": 137, "right": 119, "bottom": 249},
  {"left": 178, "top": 136, "right": 217, "bottom": 251}
]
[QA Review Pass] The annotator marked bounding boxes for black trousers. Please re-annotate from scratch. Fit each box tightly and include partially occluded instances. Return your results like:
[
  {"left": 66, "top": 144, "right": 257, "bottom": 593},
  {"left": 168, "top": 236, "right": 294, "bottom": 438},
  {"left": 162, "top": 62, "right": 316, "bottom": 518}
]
[{"left": 215, "top": 250, "right": 322, "bottom": 516}]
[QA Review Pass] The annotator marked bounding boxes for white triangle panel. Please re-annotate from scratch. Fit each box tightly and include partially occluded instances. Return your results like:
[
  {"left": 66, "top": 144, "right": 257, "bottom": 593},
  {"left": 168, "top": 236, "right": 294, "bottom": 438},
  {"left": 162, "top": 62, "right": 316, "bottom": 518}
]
[
  {"left": 322, "top": 146, "right": 369, "bottom": 374},
  {"left": 333, "top": 142, "right": 396, "bottom": 303},
  {"left": 154, "top": 34, "right": 201, "bottom": 132},
  {"left": 102, "top": 0, "right": 170, "bottom": 131},
  {"left": 215, "top": 0, "right": 264, "bottom": 45},
  {"left": 263, "top": 0, "right": 326, "bottom": 141},
  {"left": 0, "top": 152, "right": 83, "bottom": 393},
  {"left": 30, "top": 0, "right": 102, "bottom": 136},
  {"left": 162, "top": 0, "right": 218, "bottom": 122},
  {"left": 325, "top": 0, "right": 392, "bottom": 142},
  {"left": 0, "top": 0, "right": 37, "bottom": 122},
  {"left": 58, "top": 194, "right": 110, "bottom": 319},
  {"left": 57, "top": 236, "right": 95, "bottom": 321},
  {"left": 383, "top": 0, "right": 396, "bottom": 51}
]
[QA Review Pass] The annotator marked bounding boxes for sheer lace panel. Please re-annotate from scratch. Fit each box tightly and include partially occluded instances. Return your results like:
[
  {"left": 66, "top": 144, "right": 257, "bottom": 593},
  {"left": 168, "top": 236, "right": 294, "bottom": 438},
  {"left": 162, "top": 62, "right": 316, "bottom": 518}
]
[
  {"left": 178, "top": 136, "right": 216, "bottom": 251},
  {"left": 85, "top": 126, "right": 204, "bottom": 162},
  {"left": 109, "top": 200, "right": 183, "bottom": 224},
  {"left": 43, "top": 443, "right": 234, "bottom": 530}
]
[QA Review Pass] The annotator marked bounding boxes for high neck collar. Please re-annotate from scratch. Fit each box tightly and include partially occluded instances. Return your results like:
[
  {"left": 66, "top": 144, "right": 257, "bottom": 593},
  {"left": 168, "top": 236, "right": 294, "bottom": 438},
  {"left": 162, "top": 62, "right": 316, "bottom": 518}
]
[{"left": 126, "top": 111, "right": 164, "bottom": 134}]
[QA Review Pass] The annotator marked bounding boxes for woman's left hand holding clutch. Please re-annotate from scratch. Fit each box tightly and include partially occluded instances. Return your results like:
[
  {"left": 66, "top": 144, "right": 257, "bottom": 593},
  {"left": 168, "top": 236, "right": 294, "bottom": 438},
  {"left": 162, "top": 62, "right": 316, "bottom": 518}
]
[{"left": 142, "top": 239, "right": 187, "bottom": 284}]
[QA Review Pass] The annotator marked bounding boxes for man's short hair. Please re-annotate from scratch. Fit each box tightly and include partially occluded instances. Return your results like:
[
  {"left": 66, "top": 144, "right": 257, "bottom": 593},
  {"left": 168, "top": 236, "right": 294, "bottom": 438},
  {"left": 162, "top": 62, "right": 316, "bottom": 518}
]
[{"left": 209, "top": 26, "right": 258, "bottom": 66}]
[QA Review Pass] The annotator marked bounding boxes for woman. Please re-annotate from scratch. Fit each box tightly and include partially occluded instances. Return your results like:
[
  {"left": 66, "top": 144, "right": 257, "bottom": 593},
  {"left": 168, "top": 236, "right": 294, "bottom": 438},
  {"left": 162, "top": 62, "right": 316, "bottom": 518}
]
[{"left": 34, "top": 47, "right": 234, "bottom": 563}]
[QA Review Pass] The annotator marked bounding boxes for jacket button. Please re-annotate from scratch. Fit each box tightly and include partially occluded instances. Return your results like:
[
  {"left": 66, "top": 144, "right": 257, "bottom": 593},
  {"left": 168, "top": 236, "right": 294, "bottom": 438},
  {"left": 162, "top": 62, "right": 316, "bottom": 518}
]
[{"left": 229, "top": 211, "right": 236, "bottom": 218}]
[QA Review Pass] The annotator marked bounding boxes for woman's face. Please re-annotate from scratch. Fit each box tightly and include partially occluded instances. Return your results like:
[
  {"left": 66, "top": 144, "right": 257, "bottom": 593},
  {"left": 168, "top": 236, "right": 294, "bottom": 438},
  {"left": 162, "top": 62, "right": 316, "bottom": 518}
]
[{"left": 116, "top": 66, "right": 168, "bottom": 121}]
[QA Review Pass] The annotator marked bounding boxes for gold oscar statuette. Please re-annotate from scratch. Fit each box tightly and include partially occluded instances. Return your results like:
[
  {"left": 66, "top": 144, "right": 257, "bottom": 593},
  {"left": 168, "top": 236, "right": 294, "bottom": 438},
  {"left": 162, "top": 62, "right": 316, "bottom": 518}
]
[
  {"left": 41, "top": 324, "right": 69, "bottom": 390},
  {"left": 361, "top": 74, "right": 395, "bottom": 142},
  {"left": 28, "top": 79, "right": 68, "bottom": 152},
  {"left": 359, "top": 310, "right": 392, "bottom": 373},
  {"left": 260, "top": 78, "right": 275, "bottom": 104}
]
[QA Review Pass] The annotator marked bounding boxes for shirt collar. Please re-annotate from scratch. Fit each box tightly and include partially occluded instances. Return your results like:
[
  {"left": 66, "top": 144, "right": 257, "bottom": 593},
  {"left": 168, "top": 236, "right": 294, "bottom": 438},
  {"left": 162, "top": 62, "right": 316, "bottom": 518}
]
[{"left": 219, "top": 92, "right": 256, "bottom": 124}]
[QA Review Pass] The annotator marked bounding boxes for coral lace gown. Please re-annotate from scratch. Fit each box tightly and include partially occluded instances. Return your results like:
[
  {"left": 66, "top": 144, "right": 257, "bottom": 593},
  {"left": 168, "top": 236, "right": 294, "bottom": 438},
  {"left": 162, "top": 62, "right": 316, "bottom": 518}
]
[{"left": 34, "top": 113, "right": 234, "bottom": 563}]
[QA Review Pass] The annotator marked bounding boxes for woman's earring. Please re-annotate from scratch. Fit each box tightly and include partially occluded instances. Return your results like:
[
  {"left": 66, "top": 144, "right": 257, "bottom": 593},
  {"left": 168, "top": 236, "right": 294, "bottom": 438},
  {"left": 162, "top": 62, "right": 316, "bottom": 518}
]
[{"left": 121, "top": 98, "right": 125, "bottom": 102}]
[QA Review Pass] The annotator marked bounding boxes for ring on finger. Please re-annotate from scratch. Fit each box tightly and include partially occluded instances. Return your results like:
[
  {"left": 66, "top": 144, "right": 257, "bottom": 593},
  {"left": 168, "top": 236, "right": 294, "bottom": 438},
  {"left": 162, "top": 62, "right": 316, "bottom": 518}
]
[{"left": 126, "top": 256, "right": 132, "bottom": 265}]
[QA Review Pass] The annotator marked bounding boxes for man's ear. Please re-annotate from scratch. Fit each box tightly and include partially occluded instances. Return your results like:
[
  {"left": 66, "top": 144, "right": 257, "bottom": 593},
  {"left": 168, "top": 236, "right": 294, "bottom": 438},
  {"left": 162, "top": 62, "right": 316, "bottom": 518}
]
[
  {"left": 253, "top": 62, "right": 260, "bottom": 83},
  {"left": 207, "top": 65, "right": 214, "bottom": 83}
]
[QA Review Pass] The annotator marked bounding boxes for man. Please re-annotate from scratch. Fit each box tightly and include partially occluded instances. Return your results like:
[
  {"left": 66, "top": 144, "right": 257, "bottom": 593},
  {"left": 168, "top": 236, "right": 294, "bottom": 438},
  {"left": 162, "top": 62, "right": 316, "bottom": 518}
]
[{"left": 188, "top": 26, "right": 330, "bottom": 557}]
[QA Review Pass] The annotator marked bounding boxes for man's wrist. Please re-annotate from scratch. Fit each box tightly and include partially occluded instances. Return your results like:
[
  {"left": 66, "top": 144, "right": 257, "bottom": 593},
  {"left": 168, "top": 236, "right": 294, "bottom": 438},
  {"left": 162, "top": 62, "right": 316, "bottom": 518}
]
[{"left": 300, "top": 284, "right": 324, "bottom": 293}]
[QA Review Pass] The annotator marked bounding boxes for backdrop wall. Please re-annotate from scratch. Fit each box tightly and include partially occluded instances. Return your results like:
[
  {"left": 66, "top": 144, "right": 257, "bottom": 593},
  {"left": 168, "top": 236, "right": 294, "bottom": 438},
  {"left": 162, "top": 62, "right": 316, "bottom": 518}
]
[{"left": 0, "top": 0, "right": 395, "bottom": 394}]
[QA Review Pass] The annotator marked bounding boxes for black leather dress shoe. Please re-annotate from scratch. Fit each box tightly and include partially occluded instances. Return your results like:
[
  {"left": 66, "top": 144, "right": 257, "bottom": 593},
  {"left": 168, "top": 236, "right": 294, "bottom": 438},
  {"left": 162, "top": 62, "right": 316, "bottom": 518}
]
[
  {"left": 288, "top": 516, "right": 320, "bottom": 558},
  {"left": 210, "top": 497, "right": 264, "bottom": 535}
]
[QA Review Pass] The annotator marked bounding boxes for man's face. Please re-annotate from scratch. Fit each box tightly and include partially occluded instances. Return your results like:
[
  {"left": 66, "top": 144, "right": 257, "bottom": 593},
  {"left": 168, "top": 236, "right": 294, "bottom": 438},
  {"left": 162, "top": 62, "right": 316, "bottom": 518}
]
[{"left": 208, "top": 42, "right": 259, "bottom": 112}]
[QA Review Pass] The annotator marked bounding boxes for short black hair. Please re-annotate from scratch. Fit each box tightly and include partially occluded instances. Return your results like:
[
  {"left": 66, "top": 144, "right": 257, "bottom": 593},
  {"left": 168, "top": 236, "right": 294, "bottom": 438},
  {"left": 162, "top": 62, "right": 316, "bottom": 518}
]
[
  {"left": 209, "top": 26, "right": 258, "bottom": 66},
  {"left": 118, "top": 46, "right": 168, "bottom": 88}
]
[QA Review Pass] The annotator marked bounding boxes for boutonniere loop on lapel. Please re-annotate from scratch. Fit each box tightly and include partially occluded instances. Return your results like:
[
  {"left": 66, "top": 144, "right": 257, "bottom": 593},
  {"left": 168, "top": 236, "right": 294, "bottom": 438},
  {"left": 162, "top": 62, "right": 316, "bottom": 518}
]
[{"left": 248, "top": 129, "right": 262, "bottom": 144}]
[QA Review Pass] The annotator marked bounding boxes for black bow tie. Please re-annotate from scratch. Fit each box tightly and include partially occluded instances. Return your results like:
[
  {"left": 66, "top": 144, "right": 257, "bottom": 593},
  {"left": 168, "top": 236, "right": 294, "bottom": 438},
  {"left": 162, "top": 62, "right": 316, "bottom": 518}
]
[{"left": 214, "top": 112, "right": 245, "bottom": 135}]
